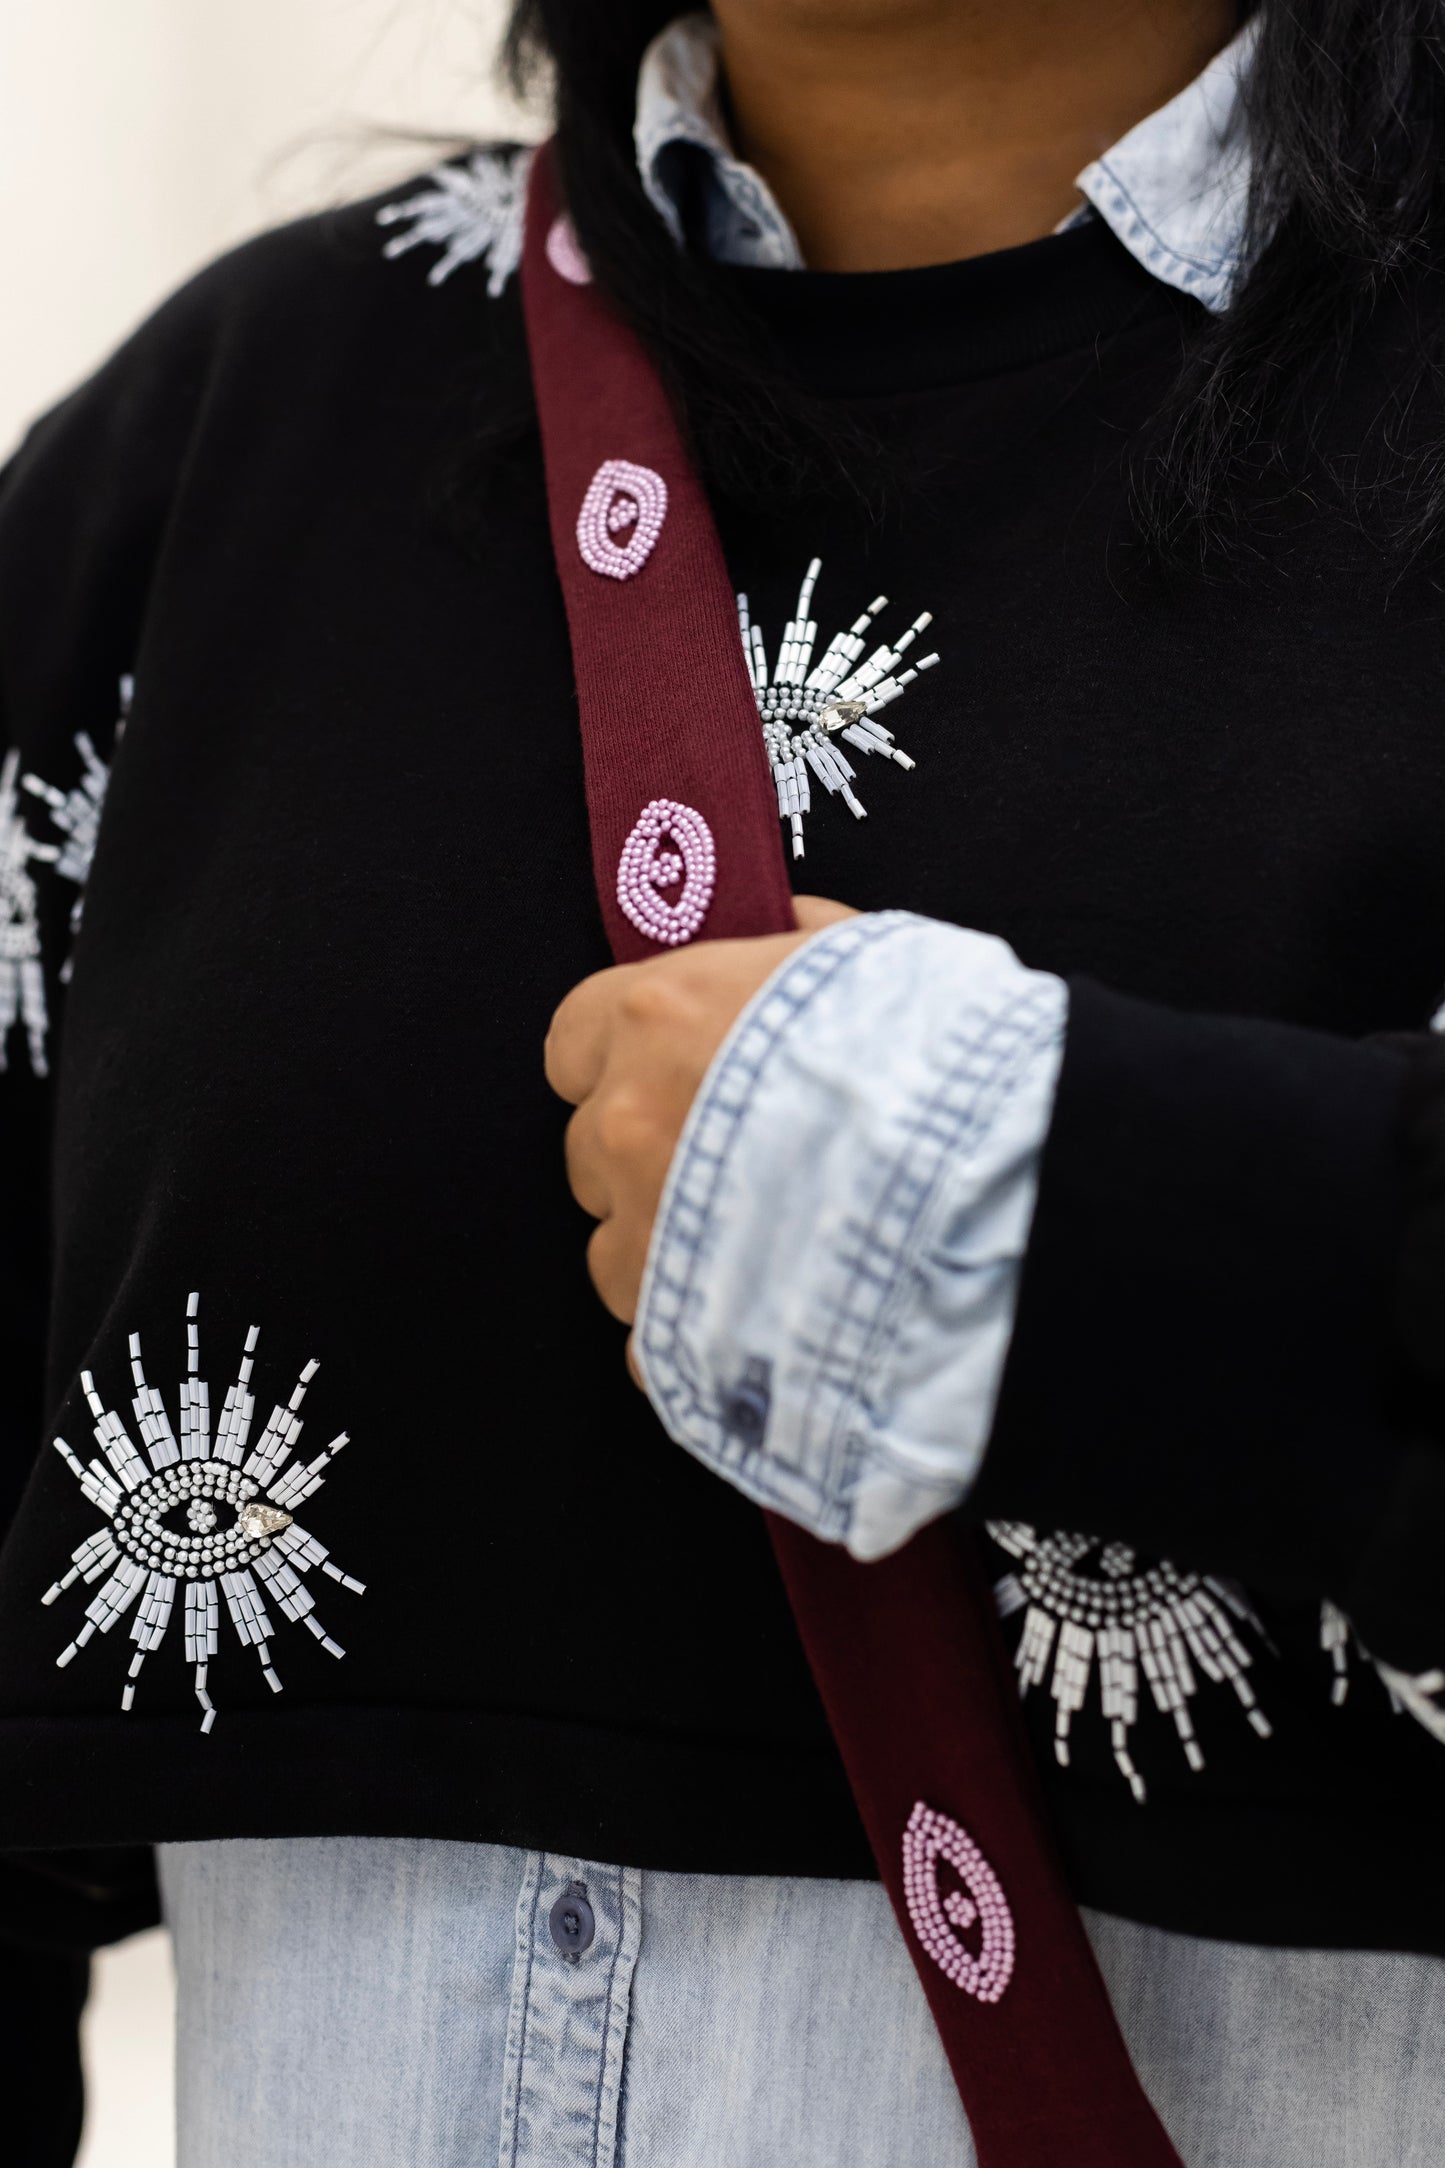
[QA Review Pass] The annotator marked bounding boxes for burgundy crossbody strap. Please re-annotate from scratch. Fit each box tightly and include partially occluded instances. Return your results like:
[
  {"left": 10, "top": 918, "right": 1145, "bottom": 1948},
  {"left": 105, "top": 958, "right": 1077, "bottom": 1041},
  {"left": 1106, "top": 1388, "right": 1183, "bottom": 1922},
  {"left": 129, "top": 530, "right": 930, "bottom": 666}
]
[{"left": 521, "top": 147, "right": 1183, "bottom": 2168}]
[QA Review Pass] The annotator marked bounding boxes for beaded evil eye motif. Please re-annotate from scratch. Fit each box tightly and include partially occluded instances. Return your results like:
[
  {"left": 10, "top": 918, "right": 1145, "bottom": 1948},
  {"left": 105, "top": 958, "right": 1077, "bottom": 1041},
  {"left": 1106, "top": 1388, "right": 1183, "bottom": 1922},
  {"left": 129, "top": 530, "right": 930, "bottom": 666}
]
[
  {"left": 738, "top": 558, "right": 941, "bottom": 859},
  {"left": 42, "top": 1293, "right": 364, "bottom": 1733},
  {"left": 986, "top": 1521, "right": 1272, "bottom": 1804},
  {"left": 577, "top": 460, "right": 669, "bottom": 581},
  {"left": 992, "top": 1524, "right": 1445, "bottom": 1790},
  {"left": 377, "top": 145, "right": 535, "bottom": 295},
  {"left": 902, "top": 1802, "right": 1015, "bottom": 2004},
  {"left": 617, "top": 799, "right": 716, "bottom": 946}
]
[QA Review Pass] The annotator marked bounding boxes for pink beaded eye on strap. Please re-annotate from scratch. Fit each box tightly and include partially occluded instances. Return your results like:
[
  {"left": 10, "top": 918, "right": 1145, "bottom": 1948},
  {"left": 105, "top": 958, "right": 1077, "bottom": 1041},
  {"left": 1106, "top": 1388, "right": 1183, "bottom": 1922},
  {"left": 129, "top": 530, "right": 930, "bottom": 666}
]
[
  {"left": 576, "top": 460, "right": 668, "bottom": 581},
  {"left": 545, "top": 213, "right": 592, "bottom": 285},
  {"left": 903, "top": 1801, "right": 1016, "bottom": 2005},
  {"left": 616, "top": 800, "right": 716, "bottom": 947}
]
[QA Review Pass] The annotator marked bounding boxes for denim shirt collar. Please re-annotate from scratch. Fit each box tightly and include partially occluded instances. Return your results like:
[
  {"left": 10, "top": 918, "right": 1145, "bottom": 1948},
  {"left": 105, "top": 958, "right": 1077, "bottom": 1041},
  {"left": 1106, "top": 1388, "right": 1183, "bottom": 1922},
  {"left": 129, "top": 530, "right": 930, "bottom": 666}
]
[{"left": 635, "top": 12, "right": 1255, "bottom": 313}]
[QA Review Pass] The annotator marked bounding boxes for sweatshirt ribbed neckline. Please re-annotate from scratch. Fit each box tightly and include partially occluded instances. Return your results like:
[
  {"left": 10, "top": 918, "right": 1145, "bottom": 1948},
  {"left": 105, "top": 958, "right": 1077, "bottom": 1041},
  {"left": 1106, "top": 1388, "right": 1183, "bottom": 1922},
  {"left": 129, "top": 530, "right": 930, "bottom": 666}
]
[{"left": 718, "top": 215, "right": 1188, "bottom": 398}]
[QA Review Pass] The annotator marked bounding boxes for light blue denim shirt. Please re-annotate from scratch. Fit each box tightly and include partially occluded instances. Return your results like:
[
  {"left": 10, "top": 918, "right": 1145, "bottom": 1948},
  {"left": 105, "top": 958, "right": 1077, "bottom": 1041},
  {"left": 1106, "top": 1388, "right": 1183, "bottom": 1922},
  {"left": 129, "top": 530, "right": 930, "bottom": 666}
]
[
  {"left": 632, "top": 14, "right": 1258, "bottom": 1561},
  {"left": 637, "top": 916, "right": 1065, "bottom": 1560},
  {"left": 635, "top": 12, "right": 1256, "bottom": 308},
  {"left": 160, "top": 1831, "right": 1445, "bottom": 2168}
]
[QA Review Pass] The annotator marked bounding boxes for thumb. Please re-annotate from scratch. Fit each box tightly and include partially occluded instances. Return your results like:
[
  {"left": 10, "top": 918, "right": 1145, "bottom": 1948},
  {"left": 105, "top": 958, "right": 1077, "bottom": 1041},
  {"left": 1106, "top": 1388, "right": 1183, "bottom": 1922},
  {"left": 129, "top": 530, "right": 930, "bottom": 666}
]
[{"left": 792, "top": 895, "right": 859, "bottom": 933}]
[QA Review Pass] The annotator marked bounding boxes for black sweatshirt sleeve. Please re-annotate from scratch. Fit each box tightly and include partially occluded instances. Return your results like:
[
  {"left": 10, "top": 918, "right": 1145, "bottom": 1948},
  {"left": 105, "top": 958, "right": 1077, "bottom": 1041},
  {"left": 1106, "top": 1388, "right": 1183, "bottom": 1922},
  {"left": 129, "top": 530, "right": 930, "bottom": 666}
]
[
  {"left": 969, "top": 977, "right": 1445, "bottom": 1672},
  {"left": 0, "top": 245, "right": 213, "bottom": 2111},
  {"left": 0, "top": 462, "right": 52, "bottom": 1545},
  {"left": 0, "top": 488, "right": 90, "bottom": 2168},
  {"left": 0, "top": 266, "right": 213, "bottom": 1514}
]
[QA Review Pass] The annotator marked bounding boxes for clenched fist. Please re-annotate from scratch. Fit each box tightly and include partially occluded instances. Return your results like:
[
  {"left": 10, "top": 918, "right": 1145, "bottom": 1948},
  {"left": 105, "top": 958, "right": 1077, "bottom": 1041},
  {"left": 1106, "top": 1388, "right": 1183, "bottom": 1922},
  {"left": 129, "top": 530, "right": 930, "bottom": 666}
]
[{"left": 546, "top": 896, "right": 855, "bottom": 1369}]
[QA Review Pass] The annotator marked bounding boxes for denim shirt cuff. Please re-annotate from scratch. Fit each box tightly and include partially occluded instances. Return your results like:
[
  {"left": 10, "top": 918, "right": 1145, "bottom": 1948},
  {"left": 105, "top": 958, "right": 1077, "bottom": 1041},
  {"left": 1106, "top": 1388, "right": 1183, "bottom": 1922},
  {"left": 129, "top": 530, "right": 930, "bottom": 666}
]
[{"left": 634, "top": 912, "right": 1067, "bottom": 1560}]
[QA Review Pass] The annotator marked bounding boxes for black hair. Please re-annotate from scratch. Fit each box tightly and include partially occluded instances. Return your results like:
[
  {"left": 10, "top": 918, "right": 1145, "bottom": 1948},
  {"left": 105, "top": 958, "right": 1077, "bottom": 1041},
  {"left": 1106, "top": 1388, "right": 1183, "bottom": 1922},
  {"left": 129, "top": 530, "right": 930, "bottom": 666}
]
[{"left": 502, "top": 2, "right": 1445, "bottom": 562}]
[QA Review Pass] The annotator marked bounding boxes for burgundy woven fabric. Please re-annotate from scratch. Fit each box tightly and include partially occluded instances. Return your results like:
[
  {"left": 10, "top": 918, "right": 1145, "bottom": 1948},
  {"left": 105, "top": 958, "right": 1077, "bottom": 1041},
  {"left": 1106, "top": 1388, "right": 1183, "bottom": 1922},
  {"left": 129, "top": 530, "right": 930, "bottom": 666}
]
[
  {"left": 521, "top": 146, "right": 1184, "bottom": 2168},
  {"left": 772, "top": 1514, "right": 1186, "bottom": 2163},
  {"left": 520, "top": 160, "right": 794, "bottom": 961}
]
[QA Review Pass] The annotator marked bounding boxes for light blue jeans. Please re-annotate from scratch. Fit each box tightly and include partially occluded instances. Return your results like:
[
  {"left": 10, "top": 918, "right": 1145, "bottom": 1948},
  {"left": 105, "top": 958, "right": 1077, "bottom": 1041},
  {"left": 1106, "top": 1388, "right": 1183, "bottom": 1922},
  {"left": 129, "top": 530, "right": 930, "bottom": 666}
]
[{"left": 158, "top": 1837, "right": 1445, "bottom": 2167}]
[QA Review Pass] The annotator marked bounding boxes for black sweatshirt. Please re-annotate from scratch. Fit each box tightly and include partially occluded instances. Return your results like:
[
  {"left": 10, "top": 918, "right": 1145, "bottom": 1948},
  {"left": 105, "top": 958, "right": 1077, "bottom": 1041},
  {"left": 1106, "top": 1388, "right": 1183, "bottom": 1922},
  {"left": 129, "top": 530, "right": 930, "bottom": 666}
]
[{"left": 2, "top": 166, "right": 1444, "bottom": 1958}]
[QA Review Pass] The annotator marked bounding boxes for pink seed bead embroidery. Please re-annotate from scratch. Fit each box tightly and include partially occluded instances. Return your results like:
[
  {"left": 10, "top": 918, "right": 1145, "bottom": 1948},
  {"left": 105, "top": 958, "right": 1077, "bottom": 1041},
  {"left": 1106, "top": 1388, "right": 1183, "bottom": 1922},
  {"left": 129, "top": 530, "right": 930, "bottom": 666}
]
[
  {"left": 616, "top": 800, "right": 716, "bottom": 947},
  {"left": 577, "top": 460, "right": 668, "bottom": 581},
  {"left": 545, "top": 213, "right": 592, "bottom": 285},
  {"left": 902, "top": 1801, "right": 1016, "bottom": 2005}
]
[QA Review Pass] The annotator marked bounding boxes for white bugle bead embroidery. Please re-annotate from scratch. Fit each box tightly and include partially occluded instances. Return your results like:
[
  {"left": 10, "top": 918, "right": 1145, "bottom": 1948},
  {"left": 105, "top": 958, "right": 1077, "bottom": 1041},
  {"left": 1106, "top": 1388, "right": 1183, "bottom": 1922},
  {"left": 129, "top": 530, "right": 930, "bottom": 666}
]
[
  {"left": 577, "top": 460, "right": 669, "bottom": 581},
  {"left": 23, "top": 673, "right": 128, "bottom": 983},
  {"left": 738, "top": 558, "right": 941, "bottom": 859},
  {"left": 617, "top": 799, "right": 716, "bottom": 946},
  {"left": 987, "top": 1522, "right": 1272, "bottom": 1803},
  {"left": 0, "top": 745, "right": 55, "bottom": 1075},
  {"left": 377, "top": 145, "right": 535, "bottom": 295},
  {"left": 1320, "top": 1596, "right": 1445, "bottom": 1745},
  {"left": 902, "top": 1801, "right": 1016, "bottom": 2004},
  {"left": 42, "top": 1293, "right": 365, "bottom": 1733}
]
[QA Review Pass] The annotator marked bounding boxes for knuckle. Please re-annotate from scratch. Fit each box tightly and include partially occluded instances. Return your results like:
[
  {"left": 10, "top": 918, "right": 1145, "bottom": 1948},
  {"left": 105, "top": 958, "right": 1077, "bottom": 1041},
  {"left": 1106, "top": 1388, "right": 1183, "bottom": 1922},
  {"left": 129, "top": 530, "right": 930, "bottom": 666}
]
[
  {"left": 618, "top": 971, "right": 686, "bottom": 1030},
  {"left": 562, "top": 1106, "right": 594, "bottom": 1185},
  {"left": 586, "top": 1215, "right": 618, "bottom": 1284},
  {"left": 595, "top": 1088, "right": 656, "bottom": 1164},
  {"left": 543, "top": 1016, "right": 578, "bottom": 1099},
  {"left": 587, "top": 1220, "right": 638, "bottom": 1324}
]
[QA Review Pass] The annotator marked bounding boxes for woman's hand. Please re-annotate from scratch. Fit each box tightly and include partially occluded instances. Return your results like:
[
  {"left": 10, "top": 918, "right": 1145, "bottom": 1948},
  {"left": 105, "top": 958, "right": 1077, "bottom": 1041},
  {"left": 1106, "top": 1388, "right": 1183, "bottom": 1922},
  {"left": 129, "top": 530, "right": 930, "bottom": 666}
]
[{"left": 546, "top": 897, "right": 856, "bottom": 1366}]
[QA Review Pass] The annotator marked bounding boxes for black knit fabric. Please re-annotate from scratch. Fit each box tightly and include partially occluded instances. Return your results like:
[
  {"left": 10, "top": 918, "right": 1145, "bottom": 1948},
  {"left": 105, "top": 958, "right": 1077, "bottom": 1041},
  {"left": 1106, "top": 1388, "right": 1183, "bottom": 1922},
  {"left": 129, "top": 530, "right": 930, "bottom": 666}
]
[
  {"left": 2, "top": 169, "right": 1445, "bottom": 1955},
  {"left": 1, "top": 1942, "right": 86, "bottom": 2168}
]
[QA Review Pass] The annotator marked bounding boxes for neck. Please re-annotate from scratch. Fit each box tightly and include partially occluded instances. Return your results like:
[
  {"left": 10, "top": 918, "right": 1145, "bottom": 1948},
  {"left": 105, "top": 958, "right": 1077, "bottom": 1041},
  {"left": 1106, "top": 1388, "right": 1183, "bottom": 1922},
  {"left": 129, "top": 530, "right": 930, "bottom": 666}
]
[{"left": 710, "top": 0, "right": 1239, "bottom": 272}]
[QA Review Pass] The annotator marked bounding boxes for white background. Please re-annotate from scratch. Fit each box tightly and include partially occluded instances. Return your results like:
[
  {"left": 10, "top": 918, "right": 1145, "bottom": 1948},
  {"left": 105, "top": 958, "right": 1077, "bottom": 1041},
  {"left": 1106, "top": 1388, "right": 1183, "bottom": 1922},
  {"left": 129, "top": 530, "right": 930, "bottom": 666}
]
[
  {"left": 4, "top": 5, "right": 531, "bottom": 2162},
  {"left": 0, "top": 0, "right": 532, "bottom": 458}
]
